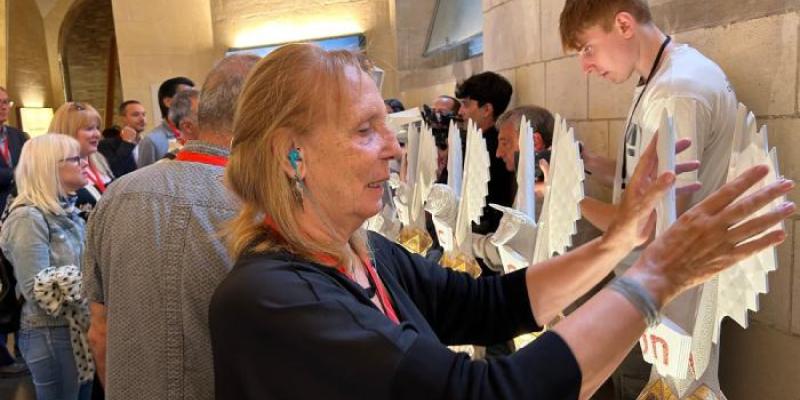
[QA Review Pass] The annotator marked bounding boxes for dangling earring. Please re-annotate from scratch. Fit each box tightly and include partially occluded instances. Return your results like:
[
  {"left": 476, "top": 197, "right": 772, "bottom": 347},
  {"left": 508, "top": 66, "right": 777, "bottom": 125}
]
[{"left": 288, "top": 148, "right": 304, "bottom": 202}]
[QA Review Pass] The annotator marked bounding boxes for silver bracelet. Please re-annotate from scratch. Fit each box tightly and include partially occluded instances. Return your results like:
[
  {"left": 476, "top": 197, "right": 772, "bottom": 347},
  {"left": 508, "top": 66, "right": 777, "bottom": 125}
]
[{"left": 607, "top": 276, "right": 661, "bottom": 328}]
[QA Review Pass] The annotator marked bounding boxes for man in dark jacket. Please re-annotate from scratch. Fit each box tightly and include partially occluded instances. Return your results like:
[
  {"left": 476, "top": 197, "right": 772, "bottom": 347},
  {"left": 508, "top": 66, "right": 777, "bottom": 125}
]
[
  {"left": 98, "top": 100, "right": 147, "bottom": 177},
  {"left": 0, "top": 86, "right": 28, "bottom": 375},
  {"left": 0, "top": 87, "right": 28, "bottom": 215}
]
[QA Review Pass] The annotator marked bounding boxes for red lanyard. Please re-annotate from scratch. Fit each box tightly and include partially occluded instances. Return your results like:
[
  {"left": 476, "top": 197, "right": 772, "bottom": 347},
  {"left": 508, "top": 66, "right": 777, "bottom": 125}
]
[
  {"left": 167, "top": 120, "right": 184, "bottom": 144},
  {"left": 175, "top": 150, "right": 228, "bottom": 166},
  {"left": 0, "top": 135, "right": 10, "bottom": 166},
  {"left": 263, "top": 216, "right": 400, "bottom": 324},
  {"left": 86, "top": 159, "right": 107, "bottom": 193}
]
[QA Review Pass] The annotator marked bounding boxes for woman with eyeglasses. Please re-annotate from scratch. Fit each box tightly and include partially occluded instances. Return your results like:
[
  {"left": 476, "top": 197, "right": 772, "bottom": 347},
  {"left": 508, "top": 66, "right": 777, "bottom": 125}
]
[
  {"left": 0, "top": 134, "right": 93, "bottom": 399},
  {"left": 49, "top": 102, "right": 114, "bottom": 219}
]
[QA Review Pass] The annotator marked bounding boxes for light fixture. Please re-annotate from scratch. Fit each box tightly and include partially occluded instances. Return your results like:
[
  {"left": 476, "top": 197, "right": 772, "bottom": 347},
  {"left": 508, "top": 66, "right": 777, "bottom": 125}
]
[
  {"left": 233, "top": 18, "right": 363, "bottom": 49},
  {"left": 18, "top": 108, "right": 54, "bottom": 137}
]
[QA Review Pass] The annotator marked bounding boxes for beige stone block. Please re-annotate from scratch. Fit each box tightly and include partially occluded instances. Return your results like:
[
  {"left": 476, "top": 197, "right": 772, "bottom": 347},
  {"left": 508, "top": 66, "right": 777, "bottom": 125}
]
[
  {"left": 540, "top": 0, "right": 565, "bottom": 61},
  {"left": 763, "top": 118, "right": 800, "bottom": 205},
  {"left": 574, "top": 120, "right": 613, "bottom": 203},
  {"left": 496, "top": 68, "right": 517, "bottom": 107},
  {"left": 719, "top": 320, "right": 800, "bottom": 399},
  {"left": 400, "top": 81, "right": 457, "bottom": 110},
  {"left": 514, "top": 62, "right": 545, "bottom": 108},
  {"left": 675, "top": 13, "right": 798, "bottom": 117},
  {"left": 545, "top": 56, "right": 587, "bottom": 120},
  {"left": 572, "top": 120, "right": 608, "bottom": 158},
  {"left": 482, "top": 0, "right": 512, "bottom": 12},
  {"left": 588, "top": 75, "right": 637, "bottom": 119},
  {"left": 751, "top": 236, "right": 793, "bottom": 332},
  {"left": 483, "top": 0, "right": 541, "bottom": 71}
]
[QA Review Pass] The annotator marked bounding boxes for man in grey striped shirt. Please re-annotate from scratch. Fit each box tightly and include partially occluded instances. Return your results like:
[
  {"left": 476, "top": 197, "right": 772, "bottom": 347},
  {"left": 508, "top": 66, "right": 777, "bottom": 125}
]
[{"left": 83, "top": 53, "right": 259, "bottom": 400}]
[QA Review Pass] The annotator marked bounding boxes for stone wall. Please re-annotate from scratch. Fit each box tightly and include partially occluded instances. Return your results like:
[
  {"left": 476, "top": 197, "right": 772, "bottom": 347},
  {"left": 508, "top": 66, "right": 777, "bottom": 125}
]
[
  {"left": 6, "top": 0, "right": 54, "bottom": 128},
  {"left": 477, "top": 1, "right": 800, "bottom": 398},
  {"left": 111, "top": 0, "right": 217, "bottom": 129},
  {"left": 395, "top": 0, "right": 483, "bottom": 108},
  {"left": 62, "top": 0, "right": 121, "bottom": 124},
  {"left": 209, "top": 0, "right": 400, "bottom": 98}
]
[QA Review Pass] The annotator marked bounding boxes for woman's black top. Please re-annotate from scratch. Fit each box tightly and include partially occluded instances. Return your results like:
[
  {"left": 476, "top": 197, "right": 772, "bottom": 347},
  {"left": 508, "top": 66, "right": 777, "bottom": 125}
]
[{"left": 210, "top": 232, "right": 581, "bottom": 399}]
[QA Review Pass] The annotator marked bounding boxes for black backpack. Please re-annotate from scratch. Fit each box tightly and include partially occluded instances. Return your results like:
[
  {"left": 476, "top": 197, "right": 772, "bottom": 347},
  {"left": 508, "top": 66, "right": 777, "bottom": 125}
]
[{"left": 0, "top": 251, "right": 21, "bottom": 334}]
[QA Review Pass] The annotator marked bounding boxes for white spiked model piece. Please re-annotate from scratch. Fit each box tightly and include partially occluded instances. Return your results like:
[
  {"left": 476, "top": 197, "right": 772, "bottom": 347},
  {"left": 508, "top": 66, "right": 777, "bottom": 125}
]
[
  {"left": 489, "top": 115, "right": 538, "bottom": 273},
  {"left": 531, "top": 114, "right": 585, "bottom": 264},
  {"left": 437, "top": 120, "right": 490, "bottom": 277},
  {"left": 425, "top": 121, "right": 463, "bottom": 253},
  {"left": 395, "top": 119, "right": 439, "bottom": 254},
  {"left": 713, "top": 103, "right": 784, "bottom": 344}
]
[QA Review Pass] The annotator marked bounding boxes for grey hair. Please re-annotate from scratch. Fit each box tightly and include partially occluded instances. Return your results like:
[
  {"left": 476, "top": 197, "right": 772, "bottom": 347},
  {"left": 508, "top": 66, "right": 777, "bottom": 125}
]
[
  {"left": 495, "top": 105, "right": 555, "bottom": 148},
  {"left": 198, "top": 54, "right": 261, "bottom": 134},
  {"left": 168, "top": 88, "right": 199, "bottom": 127}
]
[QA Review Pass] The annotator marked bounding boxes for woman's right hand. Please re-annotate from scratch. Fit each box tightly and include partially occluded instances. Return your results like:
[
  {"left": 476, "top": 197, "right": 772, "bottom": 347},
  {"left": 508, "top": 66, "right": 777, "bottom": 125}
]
[{"left": 627, "top": 165, "right": 795, "bottom": 308}]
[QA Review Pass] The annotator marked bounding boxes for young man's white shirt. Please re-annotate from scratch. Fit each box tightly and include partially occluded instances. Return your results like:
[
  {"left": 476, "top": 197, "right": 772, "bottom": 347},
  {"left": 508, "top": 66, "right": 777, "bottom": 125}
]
[
  {"left": 611, "top": 43, "right": 739, "bottom": 395},
  {"left": 613, "top": 44, "right": 738, "bottom": 208}
]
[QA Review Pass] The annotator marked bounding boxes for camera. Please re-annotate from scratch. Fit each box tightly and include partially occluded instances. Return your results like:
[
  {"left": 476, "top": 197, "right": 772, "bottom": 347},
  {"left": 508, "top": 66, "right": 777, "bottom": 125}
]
[{"left": 421, "top": 104, "right": 460, "bottom": 150}]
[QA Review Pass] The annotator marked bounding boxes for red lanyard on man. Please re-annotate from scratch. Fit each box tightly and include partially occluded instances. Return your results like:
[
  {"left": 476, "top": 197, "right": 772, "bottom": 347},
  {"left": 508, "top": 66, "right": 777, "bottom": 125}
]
[
  {"left": 174, "top": 150, "right": 228, "bottom": 167},
  {"left": 166, "top": 120, "right": 185, "bottom": 145},
  {"left": 0, "top": 136, "right": 10, "bottom": 167},
  {"left": 0, "top": 126, "right": 10, "bottom": 167}
]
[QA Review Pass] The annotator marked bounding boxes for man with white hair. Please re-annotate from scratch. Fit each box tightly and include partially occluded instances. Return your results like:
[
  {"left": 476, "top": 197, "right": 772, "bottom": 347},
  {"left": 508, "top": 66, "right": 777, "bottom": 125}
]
[{"left": 83, "top": 54, "right": 260, "bottom": 400}]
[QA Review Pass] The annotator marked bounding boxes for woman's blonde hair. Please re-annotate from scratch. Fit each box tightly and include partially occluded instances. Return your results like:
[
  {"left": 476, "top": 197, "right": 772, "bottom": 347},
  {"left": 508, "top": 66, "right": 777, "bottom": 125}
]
[
  {"left": 49, "top": 101, "right": 113, "bottom": 179},
  {"left": 226, "top": 43, "right": 371, "bottom": 265},
  {"left": 11, "top": 134, "right": 81, "bottom": 215}
]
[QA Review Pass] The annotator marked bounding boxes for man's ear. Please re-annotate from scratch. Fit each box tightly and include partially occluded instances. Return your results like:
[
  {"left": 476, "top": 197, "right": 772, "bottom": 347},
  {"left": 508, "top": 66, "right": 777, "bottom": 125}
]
[
  {"left": 483, "top": 103, "right": 495, "bottom": 121},
  {"left": 614, "top": 11, "right": 637, "bottom": 39},
  {"left": 533, "top": 132, "right": 545, "bottom": 152}
]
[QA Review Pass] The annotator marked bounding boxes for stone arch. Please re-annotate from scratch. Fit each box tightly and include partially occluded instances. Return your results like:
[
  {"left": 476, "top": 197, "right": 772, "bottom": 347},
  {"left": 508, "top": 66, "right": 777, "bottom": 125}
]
[{"left": 58, "top": 0, "right": 121, "bottom": 126}]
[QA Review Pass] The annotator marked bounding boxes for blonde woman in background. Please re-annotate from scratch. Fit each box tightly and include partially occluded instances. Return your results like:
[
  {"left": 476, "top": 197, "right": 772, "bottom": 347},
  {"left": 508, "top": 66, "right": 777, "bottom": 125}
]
[
  {"left": 49, "top": 102, "right": 113, "bottom": 219},
  {"left": 0, "top": 134, "right": 93, "bottom": 399}
]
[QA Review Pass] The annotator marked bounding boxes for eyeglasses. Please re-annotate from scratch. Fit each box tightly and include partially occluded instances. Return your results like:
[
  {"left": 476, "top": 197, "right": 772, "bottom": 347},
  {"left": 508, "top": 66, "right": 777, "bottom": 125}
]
[
  {"left": 59, "top": 156, "right": 82, "bottom": 165},
  {"left": 69, "top": 102, "right": 86, "bottom": 111},
  {"left": 0, "top": 99, "right": 14, "bottom": 107}
]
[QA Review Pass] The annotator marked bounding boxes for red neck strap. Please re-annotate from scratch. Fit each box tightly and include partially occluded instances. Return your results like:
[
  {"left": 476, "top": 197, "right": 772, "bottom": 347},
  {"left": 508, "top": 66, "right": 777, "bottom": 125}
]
[
  {"left": 175, "top": 150, "right": 228, "bottom": 167},
  {"left": 166, "top": 120, "right": 184, "bottom": 144},
  {"left": 263, "top": 215, "right": 399, "bottom": 324},
  {"left": 0, "top": 136, "right": 10, "bottom": 166}
]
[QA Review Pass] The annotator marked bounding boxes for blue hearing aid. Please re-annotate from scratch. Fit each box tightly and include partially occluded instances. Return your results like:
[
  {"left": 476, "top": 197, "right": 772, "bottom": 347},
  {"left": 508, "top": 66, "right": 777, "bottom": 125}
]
[{"left": 288, "top": 148, "right": 302, "bottom": 176}]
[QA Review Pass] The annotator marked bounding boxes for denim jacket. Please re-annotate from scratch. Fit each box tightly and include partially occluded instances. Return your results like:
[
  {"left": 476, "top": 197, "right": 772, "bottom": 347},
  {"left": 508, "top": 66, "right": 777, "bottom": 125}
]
[{"left": 0, "top": 197, "right": 85, "bottom": 329}]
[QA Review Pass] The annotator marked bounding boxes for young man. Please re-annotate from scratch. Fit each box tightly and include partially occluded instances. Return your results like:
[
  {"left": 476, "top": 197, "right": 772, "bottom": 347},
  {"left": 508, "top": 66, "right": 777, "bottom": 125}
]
[
  {"left": 560, "top": 1, "right": 738, "bottom": 398},
  {"left": 136, "top": 77, "right": 195, "bottom": 168},
  {"left": 98, "top": 100, "right": 147, "bottom": 177},
  {"left": 0, "top": 86, "right": 28, "bottom": 376},
  {"left": 455, "top": 72, "right": 516, "bottom": 238}
]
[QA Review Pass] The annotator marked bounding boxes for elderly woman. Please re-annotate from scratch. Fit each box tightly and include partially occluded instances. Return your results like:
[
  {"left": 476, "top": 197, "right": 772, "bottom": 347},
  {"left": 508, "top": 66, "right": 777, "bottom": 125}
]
[
  {"left": 49, "top": 102, "right": 113, "bottom": 218},
  {"left": 0, "top": 134, "right": 93, "bottom": 399},
  {"left": 210, "top": 44, "right": 794, "bottom": 399}
]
